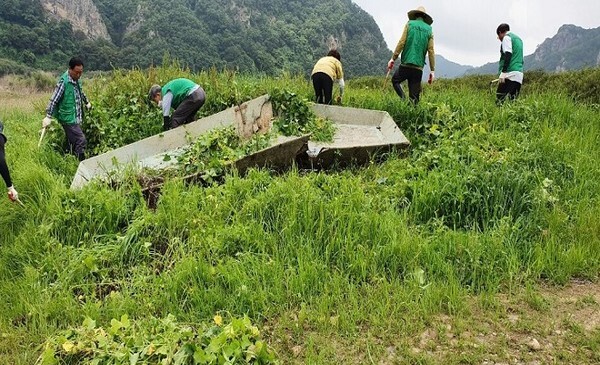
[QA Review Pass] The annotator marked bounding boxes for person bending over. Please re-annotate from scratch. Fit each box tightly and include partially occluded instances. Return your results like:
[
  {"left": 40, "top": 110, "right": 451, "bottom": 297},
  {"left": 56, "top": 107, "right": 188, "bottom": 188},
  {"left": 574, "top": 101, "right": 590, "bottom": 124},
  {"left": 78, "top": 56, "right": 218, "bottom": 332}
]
[
  {"left": 148, "top": 78, "right": 206, "bottom": 131},
  {"left": 311, "top": 49, "right": 345, "bottom": 105}
]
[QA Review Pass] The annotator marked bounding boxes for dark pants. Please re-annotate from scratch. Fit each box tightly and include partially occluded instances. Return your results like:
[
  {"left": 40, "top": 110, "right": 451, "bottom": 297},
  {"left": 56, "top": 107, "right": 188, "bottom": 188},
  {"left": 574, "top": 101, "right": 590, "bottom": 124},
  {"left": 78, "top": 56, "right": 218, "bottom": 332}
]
[
  {"left": 0, "top": 133, "right": 12, "bottom": 187},
  {"left": 392, "top": 65, "right": 423, "bottom": 104},
  {"left": 496, "top": 80, "right": 522, "bottom": 104},
  {"left": 171, "top": 88, "right": 206, "bottom": 128},
  {"left": 312, "top": 72, "right": 334, "bottom": 104},
  {"left": 62, "top": 123, "right": 87, "bottom": 161}
]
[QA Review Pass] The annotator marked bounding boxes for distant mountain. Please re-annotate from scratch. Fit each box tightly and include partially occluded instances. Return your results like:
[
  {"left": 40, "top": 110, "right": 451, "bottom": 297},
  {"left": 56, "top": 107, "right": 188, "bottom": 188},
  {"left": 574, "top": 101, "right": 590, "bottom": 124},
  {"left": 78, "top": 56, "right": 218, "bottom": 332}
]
[
  {"left": 467, "top": 24, "right": 600, "bottom": 75},
  {"left": 422, "top": 55, "right": 473, "bottom": 80}
]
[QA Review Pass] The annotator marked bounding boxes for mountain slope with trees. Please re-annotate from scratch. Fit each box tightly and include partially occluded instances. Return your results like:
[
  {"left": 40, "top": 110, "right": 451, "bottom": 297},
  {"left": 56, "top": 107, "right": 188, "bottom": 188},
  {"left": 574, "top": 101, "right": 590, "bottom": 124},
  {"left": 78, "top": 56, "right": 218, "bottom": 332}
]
[{"left": 0, "top": 0, "right": 390, "bottom": 77}]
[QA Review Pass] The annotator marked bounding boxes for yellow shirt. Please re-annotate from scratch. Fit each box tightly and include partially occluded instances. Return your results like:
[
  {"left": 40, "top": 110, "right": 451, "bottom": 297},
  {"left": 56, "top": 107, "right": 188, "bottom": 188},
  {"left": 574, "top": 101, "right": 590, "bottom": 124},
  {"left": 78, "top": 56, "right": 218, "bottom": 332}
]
[{"left": 311, "top": 56, "right": 344, "bottom": 80}]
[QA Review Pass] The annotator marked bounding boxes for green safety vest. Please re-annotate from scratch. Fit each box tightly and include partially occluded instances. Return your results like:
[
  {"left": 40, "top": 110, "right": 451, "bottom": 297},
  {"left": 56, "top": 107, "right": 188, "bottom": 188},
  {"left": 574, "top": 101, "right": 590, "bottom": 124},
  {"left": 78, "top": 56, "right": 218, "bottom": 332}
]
[
  {"left": 161, "top": 78, "right": 197, "bottom": 109},
  {"left": 54, "top": 71, "right": 82, "bottom": 125},
  {"left": 499, "top": 32, "right": 524, "bottom": 73},
  {"left": 400, "top": 19, "right": 433, "bottom": 68}
]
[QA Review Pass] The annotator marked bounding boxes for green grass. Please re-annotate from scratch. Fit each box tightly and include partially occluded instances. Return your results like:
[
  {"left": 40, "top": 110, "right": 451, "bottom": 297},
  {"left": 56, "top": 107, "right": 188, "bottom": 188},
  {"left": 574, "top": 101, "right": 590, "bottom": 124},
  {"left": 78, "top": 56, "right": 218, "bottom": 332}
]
[{"left": 0, "top": 67, "right": 599, "bottom": 364}]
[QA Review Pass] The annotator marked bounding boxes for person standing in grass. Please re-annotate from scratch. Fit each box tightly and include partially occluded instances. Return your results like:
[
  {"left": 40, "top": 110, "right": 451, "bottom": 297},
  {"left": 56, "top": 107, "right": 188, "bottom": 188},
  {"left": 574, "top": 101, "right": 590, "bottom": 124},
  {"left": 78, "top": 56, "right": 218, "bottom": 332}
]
[
  {"left": 387, "top": 6, "right": 435, "bottom": 105},
  {"left": 148, "top": 78, "right": 206, "bottom": 131},
  {"left": 311, "top": 49, "right": 345, "bottom": 105},
  {"left": 495, "top": 23, "right": 524, "bottom": 104},
  {"left": 42, "top": 57, "right": 91, "bottom": 161},
  {"left": 0, "top": 120, "right": 18, "bottom": 203}
]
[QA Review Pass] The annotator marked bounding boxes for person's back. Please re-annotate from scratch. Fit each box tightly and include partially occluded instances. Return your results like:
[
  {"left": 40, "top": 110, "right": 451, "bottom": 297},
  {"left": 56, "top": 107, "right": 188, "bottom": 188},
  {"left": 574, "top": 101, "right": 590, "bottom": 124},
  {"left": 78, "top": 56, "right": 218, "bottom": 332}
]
[
  {"left": 386, "top": 6, "right": 435, "bottom": 105},
  {"left": 311, "top": 50, "right": 345, "bottom": 104},
  {"left": 311, "top": 56, "right": 343, "bottom": 81},
  {"left": 401, "top": 19, "right": 433, "bottom": 68},
  {"left": 495, "top": 23, "right": 524, "bottom": 104}
]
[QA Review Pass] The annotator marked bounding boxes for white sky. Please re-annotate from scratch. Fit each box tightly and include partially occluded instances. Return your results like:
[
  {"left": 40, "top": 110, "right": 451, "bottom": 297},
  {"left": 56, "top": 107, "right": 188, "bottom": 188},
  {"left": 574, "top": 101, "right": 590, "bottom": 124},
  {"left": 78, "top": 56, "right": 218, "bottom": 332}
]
[{"left": 352, "top": 0, "right": 600, "bottom": 66}]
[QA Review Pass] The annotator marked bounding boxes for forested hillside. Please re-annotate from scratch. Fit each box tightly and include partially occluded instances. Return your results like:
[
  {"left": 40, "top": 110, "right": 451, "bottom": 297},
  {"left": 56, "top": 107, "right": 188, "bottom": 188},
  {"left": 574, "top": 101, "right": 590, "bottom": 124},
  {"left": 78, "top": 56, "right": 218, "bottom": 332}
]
[{"left": 0, "top": 0, "right": 390, "bottom": 77}]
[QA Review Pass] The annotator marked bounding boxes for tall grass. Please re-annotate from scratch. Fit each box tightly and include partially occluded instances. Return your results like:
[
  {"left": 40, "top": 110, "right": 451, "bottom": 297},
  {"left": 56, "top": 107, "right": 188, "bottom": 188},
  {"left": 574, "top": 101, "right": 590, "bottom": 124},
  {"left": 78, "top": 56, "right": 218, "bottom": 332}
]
[{"left": 0, "top": 67, "right": 599, "bottom": 363}]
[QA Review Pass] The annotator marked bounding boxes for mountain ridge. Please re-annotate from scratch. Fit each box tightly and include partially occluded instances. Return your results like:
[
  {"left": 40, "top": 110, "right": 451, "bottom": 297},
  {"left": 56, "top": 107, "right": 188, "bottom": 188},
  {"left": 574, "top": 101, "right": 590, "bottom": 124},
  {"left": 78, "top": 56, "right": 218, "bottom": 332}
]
[{"left": 466, "top": 24, "right": 600, "bottom": 75}]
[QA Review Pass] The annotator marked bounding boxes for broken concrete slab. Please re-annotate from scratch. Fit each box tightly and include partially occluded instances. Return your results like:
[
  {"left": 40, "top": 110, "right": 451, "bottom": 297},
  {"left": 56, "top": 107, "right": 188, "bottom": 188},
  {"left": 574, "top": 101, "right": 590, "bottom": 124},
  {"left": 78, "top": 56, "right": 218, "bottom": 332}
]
[
  {"left": 70, "top": 95, "right": 411, "bottom": 191},
  {"left": 70, "top": 95, "right": 272, "bottom": 189},
  {"left": 301, "top": 103, "right": 410, "bottom": 167}
]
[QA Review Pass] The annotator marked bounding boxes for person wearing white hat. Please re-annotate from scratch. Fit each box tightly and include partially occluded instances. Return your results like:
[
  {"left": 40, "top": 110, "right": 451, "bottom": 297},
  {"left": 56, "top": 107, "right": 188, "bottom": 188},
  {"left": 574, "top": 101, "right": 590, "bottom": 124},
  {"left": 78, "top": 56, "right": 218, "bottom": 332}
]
[
  {"left": 0, "top": 120, "right": 19, "bottom": 203},
  {"left": 495, "top": 23, "right": 524, "bottom": 104},
  {"left": 386, "top": 6, "right": 435, "bottom": 105}
]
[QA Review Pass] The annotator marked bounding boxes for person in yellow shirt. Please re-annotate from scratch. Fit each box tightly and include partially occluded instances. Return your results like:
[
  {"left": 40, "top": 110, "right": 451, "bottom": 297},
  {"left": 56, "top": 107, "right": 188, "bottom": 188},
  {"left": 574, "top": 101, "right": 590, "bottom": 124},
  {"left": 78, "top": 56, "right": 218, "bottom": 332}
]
[{"left": 311, "top": 50, "right": 345, "bottom": 104}]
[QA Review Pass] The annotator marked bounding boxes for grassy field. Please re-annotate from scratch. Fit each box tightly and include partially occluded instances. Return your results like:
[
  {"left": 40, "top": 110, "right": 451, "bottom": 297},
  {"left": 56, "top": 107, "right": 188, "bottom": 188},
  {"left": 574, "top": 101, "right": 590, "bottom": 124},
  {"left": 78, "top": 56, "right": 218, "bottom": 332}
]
[{"left": 0, "top": 67, "right": 599, "bottom": 364}]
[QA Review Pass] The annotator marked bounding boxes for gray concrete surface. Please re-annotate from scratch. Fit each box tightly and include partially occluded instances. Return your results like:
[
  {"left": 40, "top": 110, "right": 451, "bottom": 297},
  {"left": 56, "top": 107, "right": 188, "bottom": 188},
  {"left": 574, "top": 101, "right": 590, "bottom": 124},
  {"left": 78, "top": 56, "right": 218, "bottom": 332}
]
[{"left": 70, "top": 96, "right": 411, "bottom": 190}]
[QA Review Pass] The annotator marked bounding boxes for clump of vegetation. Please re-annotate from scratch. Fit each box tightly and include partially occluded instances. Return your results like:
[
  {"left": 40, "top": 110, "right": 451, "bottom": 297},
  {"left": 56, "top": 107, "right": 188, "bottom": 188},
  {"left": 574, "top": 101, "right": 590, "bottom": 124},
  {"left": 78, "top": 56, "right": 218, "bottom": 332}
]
[
  {"left": 270, "top": 89, "right": 336, "bottom": 142},
  {"left": 176, "top": 127, "right": 274, "bottom": 182},
  {"left": 36, "top": 314, "right": 277, "bottom": 365}
]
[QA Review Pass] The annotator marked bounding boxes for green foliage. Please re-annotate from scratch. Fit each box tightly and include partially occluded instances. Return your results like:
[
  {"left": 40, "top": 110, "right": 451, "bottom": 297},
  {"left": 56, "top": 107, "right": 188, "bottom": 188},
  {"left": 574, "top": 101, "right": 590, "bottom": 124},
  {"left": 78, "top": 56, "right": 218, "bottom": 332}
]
[
  {"left": 0, "top": 57, "right": 28, "bottom": 76},
  {"left": 1, "top": 67, "right": 600, "bottom": 364},
  {"left": 0, "top": 0, "right": 118, "bottom": 71},
  {"left": 1, "top": 0, "right": 390, "bottom": 76},
  {"left": 36, "top": 314, "right": 277, "bottom": 365},
  {"left": 176, "top": 127, "right": 274, "bottom": 181},
  {"left": 270, "top": 90, "right": 336, "bottom": 141}
]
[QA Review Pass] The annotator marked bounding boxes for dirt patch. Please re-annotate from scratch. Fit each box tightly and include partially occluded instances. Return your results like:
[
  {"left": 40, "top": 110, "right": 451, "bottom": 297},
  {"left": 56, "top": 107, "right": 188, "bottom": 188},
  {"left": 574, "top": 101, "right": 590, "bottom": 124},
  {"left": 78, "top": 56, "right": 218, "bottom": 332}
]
[{"left": 267, "top": 280, "right": 600, "bottom": 364}]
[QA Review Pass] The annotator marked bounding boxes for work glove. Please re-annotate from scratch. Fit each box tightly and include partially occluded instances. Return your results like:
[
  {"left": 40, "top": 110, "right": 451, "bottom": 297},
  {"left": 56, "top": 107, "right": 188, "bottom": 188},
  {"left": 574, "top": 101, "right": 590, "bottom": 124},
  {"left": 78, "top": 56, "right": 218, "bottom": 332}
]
[
  {"left": 163, "top": 116, "right": 171, "bottom": 131},
  {"left": 428, "top": 71, "right": 435, "bottom": 84},
  {"left": 387, "top": 59, "right": 395, "bottom": 71},
  {"left": 86, "top": 102, "right": 92, "bottom": 110},
  {"left": 42, "top": 116, "right": 52, "bottom": 128},
  {"left": 499, "top": 72, "right": 508, "bottom": 83},
  {"left": 335, "top": 95, "right": 342, "bottom": 105},
  {"left": 7, "top": 186, "right": 18, "bottom": 202}
]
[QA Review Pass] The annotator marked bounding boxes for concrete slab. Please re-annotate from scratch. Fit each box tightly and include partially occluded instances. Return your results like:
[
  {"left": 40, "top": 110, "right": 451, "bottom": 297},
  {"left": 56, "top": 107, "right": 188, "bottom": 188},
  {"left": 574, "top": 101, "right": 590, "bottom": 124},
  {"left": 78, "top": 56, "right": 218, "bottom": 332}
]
[
  {"left": 70, "top": 96, "right": 411, "bottom": 190},
  {"left": 70, "top": 95, "right": 272, "bottom": 189},
  {"left": 302, "top": 104, "right": 410, "bottom": 167}
]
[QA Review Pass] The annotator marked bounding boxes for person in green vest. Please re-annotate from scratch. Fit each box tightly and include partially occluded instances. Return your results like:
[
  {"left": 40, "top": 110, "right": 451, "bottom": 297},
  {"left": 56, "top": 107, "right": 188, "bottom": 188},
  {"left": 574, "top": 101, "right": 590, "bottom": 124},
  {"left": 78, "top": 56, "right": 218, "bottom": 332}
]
[
  {"left": 0, "top": 119, "right": 19, "bottom": 203},
  {"left": 496, "top": 23, "right": 524, "bottom": 104},
  {"left": 42, "top": 57, "right": 91, "bottom": 161},
  {"left": 387, "top": 6, "right": 435, "bottom": 105},
  {"left": 148, "top": 78, "right": 206, "bottom": 131}
]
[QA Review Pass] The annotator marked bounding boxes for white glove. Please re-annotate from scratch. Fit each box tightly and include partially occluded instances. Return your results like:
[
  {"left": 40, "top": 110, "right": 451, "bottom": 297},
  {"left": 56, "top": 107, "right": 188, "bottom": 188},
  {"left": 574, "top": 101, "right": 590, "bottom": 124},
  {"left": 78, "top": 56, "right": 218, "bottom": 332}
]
[
  {"left": 86, "top": 102, "right": 92, "bottom": 110},
  {"left": 42, "top": 116, "right": 52, "bottom": 128},
  {"left": 7, "top": 186, "right": 18, "bottom": 202},
  {"left": 387, "top": 59, "right": 395, "bottom": 71},
  {"left": 428, "top": 71, "right": 435, "bottom": 84},
  {"left": 499, "top": 72, "right": 508, "bottom": 83}
]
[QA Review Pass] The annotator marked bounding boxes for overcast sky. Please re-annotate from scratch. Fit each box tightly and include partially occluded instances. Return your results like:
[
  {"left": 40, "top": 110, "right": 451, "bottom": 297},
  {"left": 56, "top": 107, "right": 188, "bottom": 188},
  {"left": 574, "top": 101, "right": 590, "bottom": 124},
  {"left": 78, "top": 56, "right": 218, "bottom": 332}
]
[{"left": 352, "top": 0, "right": 600, "bottom": 66}]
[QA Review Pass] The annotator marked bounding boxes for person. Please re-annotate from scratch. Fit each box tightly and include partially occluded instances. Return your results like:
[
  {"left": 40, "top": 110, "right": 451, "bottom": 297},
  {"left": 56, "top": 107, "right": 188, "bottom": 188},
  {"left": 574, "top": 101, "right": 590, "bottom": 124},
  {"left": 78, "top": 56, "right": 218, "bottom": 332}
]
[
  {"left": 387, "top": 6, "right": 435, "bottom": 105},
  {"left": 311, "top": 49, "right": 345, "bottom": 105},
  {"left": 42, "top": 57, "right": 91, "bottom": 161},
  {"left": 148, "top": 78, "right": 206, "bottom": 131},
  {"left": 496, "top": 23, "right": 524, "bottom": 104},
  {"left": 0, "top": 119, "right": 18, "bottom": 202}
]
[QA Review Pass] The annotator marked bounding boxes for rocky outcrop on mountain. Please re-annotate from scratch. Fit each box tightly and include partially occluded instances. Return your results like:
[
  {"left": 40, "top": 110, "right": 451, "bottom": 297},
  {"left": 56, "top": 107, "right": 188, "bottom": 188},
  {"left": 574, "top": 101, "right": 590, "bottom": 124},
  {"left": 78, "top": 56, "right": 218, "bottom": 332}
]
[
  {"left": 530, "top": 24, "right": 600, "bottom": 72},
  {"left": 41, "top": 0, "right": 111, "bottom": 41}
]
